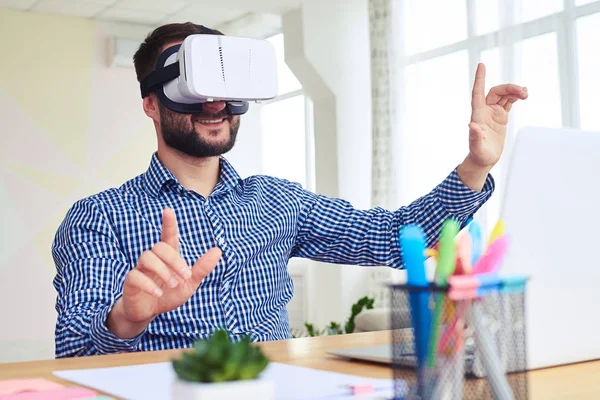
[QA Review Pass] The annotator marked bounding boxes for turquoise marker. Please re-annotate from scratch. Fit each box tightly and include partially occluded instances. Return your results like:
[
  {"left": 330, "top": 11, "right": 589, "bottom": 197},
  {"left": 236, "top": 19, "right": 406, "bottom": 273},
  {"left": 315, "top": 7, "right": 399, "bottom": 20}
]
[{"left": 500, "top": 274, "right": 529, "bottom": 294}]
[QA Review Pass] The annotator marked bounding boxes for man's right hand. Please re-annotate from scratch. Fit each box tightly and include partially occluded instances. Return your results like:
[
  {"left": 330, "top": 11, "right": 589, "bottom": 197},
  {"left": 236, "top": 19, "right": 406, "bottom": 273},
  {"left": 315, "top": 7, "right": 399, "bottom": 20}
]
[{"left": 107, "top": 208, "right": 222, "bottom": 339}]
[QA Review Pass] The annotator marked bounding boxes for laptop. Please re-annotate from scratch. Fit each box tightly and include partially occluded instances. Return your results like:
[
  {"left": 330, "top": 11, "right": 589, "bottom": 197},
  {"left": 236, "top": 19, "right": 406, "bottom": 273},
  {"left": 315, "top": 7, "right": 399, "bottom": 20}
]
[{"left": 328, "top": 126, "right": 600, "bottom": 370}]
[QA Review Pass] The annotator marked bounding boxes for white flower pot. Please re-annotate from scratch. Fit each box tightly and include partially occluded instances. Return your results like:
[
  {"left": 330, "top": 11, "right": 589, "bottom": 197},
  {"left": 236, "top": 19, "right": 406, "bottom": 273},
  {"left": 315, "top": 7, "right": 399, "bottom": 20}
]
[{"left": 171, "top": 378, "right": 275, "bottom": 400}]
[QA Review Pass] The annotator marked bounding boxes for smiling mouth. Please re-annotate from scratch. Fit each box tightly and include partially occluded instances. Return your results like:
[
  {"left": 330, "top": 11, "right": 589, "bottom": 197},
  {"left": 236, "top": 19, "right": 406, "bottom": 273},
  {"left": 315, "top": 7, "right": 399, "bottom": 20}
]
[
  {"left": 193, "top": 116, "right": 229, "bottom": 127},
  {"left": 197, "top": 118, "right": 224, "bottom": 123}
]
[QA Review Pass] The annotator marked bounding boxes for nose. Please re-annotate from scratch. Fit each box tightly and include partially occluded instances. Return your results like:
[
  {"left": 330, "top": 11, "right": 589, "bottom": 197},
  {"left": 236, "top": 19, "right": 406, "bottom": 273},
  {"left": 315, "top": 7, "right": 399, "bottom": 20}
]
[{"left": 202, "top": 101, "right": 227, "bottom": 114}]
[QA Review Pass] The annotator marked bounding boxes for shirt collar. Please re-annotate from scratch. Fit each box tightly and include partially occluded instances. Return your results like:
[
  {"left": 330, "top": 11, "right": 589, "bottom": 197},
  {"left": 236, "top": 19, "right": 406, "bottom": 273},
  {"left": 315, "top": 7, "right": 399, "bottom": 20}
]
[
  {"left": 143, "top": 152, "right": 242, "bottom": 198},
  {"left": 215, "top": 156, "right": 243, "bottom": 196}
]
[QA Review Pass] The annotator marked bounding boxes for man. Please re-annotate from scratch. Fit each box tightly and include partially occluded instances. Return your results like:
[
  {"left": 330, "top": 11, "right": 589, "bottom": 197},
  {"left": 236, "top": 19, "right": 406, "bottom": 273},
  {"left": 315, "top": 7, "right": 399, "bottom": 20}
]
[{"left": 52, "top": 22, "right": 527, "bottom": 358}]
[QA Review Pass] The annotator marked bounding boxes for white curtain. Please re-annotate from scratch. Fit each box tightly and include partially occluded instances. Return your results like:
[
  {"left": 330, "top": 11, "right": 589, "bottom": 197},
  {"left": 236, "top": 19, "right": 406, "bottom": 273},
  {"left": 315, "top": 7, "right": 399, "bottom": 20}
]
[
  {"left": 368, "top": 0, "right": 600, "bottom": 300},
  {"left": 369, "top": 0, "right": 397, "bottom": 211},
  {"left": 368, "top": 0, "right": 398, "bottom": 307}
]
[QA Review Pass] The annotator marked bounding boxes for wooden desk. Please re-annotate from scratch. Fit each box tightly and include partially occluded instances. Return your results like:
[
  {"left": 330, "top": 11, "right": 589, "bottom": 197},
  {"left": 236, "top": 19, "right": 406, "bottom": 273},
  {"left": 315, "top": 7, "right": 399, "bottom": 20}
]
[{"left": 0, "top": 331, "right": 598, "bottom": 399}]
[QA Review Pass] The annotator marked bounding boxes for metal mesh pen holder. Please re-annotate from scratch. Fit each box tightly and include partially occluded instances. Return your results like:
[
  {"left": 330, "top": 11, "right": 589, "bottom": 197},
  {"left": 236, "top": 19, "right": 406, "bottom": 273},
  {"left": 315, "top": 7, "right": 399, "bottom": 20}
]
[{"left": 390, "top": 283, "right": 528, "bottom": 400}]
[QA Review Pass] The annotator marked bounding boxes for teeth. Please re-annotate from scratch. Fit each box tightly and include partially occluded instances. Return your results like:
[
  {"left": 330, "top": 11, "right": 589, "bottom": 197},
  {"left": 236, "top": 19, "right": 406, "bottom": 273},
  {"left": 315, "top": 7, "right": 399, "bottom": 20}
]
[{"left": 197, "top": 119, "right": 223, "bottom": 124}]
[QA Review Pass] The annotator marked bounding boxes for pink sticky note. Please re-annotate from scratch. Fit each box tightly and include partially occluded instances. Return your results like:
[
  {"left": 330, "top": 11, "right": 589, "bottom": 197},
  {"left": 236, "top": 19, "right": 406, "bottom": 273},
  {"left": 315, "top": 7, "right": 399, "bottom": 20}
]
[
  {"left": 350, "top": 383, "right": 374, "bottom": 395},
  {"left": 2, "top": 387, "right": 98, "bottom": 400},
  {"left": 0, "top": 379, "right": 64, "bottom": 395}
]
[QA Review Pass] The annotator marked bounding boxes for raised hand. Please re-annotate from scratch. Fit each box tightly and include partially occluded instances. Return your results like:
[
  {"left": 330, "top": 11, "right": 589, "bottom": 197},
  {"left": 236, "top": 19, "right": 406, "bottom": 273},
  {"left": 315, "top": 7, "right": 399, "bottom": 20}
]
[
  {"left": 107, "top": 208, "right": 221, "bottom": 338},
  {"left": 468, "top": 63, "right": 528, "bottom": 169}
]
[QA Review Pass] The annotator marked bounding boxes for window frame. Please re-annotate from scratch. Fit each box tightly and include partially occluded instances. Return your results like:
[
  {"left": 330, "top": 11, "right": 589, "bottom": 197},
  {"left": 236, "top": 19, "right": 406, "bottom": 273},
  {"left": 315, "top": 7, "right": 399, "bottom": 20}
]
[
  {"left": 257, "top": 32, "right": 316, "bottom": 193},
  {"left": 403, "top": 0, "right": 600, "bottom": 128},
  {"left": 398, "top": 0, "right": 600, "bottom": 232}
]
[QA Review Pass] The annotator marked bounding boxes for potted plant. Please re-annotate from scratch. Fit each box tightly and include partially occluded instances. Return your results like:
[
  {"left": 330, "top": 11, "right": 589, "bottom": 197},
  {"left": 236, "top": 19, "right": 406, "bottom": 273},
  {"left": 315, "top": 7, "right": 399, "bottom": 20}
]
[
  {"left": 299, "top": 296, "right": 375, "bottom": 337},
  {"left": 171, "top": 329, "right": 273, "bottom": 400}
]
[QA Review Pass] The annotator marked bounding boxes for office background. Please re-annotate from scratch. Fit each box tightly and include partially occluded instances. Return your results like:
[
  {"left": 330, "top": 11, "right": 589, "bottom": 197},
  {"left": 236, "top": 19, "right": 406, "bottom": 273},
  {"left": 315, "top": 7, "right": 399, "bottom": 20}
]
[{"left": 1, "top": 0, "right": 599, "bottom": 363}]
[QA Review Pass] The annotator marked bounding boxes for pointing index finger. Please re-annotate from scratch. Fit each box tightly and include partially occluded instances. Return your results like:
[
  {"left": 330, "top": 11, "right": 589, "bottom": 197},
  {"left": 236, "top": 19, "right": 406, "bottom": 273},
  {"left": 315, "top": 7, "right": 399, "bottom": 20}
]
[
  {"left": 161, "top": 208, "right": 180, "bottom": 252},
  {"left": 471, "top": 63, "right": 486, "bottom": 110}
]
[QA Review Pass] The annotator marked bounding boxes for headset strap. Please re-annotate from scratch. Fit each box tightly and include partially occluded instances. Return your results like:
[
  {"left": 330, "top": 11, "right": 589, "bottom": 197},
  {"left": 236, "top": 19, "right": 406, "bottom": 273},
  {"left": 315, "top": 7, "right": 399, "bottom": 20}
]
[{"left": 139, "top": 61, "right": 180, "bottom": 98}]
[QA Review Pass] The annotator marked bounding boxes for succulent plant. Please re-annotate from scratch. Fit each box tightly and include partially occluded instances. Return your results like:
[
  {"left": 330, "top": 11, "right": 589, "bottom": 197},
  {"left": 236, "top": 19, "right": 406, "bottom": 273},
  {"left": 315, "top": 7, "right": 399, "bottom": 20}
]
[{"left": 172, "top": 329, "right": 270, "bottom": 383}]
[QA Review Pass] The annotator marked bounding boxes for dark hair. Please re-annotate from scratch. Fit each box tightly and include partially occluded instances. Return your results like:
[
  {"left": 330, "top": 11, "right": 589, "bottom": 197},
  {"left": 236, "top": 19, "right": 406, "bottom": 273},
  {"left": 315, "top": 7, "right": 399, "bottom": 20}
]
[{"left": 133, "top": 22, "right": 223, "bottom": 83}]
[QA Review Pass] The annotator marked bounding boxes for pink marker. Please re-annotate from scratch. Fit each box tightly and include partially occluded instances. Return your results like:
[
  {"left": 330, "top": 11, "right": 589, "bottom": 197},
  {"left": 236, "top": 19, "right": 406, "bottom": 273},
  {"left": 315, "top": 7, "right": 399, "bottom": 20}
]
[
  {"left": 439, "top": 275, "right": 479, "bottom": 353},
  {"left": 455, "top": 232, "right": 473, "bottom": 275},
  {"left": 473, "top": 235, "right": 510, "bottom": 275},
  {"left": 448, "top": 275, "right": 479, "bottom": 300}
]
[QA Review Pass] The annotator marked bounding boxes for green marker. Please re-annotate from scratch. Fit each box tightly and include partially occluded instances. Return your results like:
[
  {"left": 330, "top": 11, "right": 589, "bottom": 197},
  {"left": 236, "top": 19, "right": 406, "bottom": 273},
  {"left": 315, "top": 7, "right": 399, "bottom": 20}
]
[
  {"left": 427, "top": 218, "right": 459, "bottom": 368},
  {"left": 436, "top": 218, "right": 459, "bottom": 284}
]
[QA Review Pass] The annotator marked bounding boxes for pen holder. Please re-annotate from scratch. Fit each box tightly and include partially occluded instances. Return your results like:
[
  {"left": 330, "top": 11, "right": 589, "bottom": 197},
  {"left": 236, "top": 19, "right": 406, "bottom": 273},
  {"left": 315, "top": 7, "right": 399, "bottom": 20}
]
[{"left": 389, "top": 282, "right": 528, "bottom": 400}]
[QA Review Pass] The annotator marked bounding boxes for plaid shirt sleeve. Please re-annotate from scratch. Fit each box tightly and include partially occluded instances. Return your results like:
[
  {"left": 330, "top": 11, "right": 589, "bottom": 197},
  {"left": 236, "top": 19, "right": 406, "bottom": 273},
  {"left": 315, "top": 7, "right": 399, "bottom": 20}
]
[
  {"left": 291, "top": 169, "right": 494, "bottom": 267},
  {"left": 52, "top": 199, "right": 145, "bottom": 358}
]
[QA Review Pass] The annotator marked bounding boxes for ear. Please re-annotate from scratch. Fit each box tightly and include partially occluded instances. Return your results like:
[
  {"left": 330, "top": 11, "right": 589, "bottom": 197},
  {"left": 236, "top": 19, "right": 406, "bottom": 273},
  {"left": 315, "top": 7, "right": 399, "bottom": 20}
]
[{"left": 143, "top": 94, "right": 161, "bottom": 122}]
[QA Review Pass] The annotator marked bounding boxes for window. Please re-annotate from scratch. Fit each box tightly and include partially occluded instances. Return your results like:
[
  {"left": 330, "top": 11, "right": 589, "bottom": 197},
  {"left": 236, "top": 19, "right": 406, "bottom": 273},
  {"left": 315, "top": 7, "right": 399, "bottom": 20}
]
[
  {"left": 401, "top": 0, "right": 467, "bottom": 55},
  {"left": 513, "top": 33, "right": 562, "bottom": 129},
  {"left": 514, "top": 0, "right": 563, "bottom": 24},
  {"left": 261, "top": 95, "right": 307, "bottom": 187},
  {"left": 396, "top": 0, "right": 600, "bottom": 231},
  {"left": 259, "top": 33, "right": 314, "bottom": 191},
  {"left": 577, "top": 12, "right": 600, "bottom": 132},
  {"left": 401, "top": 51, "right": 470, "bottom": 200}
]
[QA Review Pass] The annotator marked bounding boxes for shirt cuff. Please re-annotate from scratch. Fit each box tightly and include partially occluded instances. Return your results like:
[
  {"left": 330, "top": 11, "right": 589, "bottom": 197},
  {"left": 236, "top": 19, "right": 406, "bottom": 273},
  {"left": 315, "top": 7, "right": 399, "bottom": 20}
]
[
  {"left": 434, "top": 169, "right": 495, "bottom": 220},
  {"left": 90, "top": 304, "right": 146, "bottom": 354}
]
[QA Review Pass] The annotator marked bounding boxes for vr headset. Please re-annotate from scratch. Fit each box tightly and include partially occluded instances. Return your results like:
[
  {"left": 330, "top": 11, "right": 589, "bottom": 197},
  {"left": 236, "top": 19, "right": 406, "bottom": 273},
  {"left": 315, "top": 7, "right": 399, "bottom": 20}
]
[{"left": 140, "top": 25, "right": 278, "bottom": 115}]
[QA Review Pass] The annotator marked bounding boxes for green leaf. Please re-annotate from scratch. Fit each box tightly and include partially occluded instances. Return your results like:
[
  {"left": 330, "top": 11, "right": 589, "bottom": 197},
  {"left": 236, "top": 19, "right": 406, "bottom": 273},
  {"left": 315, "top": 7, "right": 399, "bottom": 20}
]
[
  {"left": 343, "top": 296, "right": 376, "bottom": 334},
  {"left": 345, "top": 320, "right": 354, "bottom": 334},
  {"left": 237, "top": 352, "right": 269, "bottom": 380},
  {"left": 172, "top": 359, "right": 198, "bottom": 382},
  {"left": 210, "top": 329, "right": 230, "bottom": 346},
  {"left": 224, "top": 341, "right": 249, "bottom": 380},
  {"left": 305, "top": 322, "right": 317, "bottom": 337},
  {"left": 327, "top": 321, "right": 343, "bottom": 335},
  {"left": 205, "top": 341, "right": 226, "bottom": 367},
  {"left": 209, "top": 370, "right": 230, "bottom": 383},
  {"left": 194, "top": 340, "right": 209, "bottom": 357},
  {"left": 173, "top": 355, "right": 211, "bottom": 382}
]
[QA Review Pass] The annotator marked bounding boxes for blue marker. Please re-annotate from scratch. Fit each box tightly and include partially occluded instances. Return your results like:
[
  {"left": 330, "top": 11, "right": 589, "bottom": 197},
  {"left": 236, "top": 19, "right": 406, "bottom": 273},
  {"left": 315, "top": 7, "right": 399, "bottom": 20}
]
[
  {"left": 399, "top": 225, "right": 430, "bottom": 371},
  {"left": 469, "top": 220, "right": 483, "bottom": 265}
]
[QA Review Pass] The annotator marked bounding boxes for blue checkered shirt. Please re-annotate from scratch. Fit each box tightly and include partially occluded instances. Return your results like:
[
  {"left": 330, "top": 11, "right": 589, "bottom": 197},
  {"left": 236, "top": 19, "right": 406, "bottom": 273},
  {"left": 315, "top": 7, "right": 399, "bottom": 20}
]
[{"left": 52, "top": 153, "right": 493, "bottom": 357}]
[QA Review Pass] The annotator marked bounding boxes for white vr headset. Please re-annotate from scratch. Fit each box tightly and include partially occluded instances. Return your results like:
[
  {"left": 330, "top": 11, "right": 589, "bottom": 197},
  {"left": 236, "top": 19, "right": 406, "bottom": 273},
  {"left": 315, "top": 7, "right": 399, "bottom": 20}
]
[{"left": 140, "top": 25, "right": 278, "bottom": 115}]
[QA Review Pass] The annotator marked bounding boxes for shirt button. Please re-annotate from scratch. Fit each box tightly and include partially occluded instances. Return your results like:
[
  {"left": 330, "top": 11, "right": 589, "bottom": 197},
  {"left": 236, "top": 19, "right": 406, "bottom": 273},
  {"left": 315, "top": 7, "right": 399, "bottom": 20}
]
[{"left": 217, "top": 237, "right": 225, "bottom": 246}]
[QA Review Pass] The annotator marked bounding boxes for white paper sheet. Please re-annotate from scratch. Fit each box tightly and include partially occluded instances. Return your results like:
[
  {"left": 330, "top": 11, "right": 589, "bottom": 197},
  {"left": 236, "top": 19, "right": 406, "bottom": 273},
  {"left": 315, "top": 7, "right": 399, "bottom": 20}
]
[{"left": 53, "top": 361, "right": 402, "bottom": 400}]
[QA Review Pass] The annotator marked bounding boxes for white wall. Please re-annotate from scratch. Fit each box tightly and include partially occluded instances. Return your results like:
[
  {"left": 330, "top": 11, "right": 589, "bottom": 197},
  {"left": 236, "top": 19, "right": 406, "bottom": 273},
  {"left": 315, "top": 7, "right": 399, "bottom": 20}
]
[
  {"left": 226, "top": 105, "right": 263, "bottom": 179},
  {"left": 0, "top": 10, "right": 263, "bottom": 363},
  {"left": 283, "top": 0, "right": 376, "bottom": 329}
]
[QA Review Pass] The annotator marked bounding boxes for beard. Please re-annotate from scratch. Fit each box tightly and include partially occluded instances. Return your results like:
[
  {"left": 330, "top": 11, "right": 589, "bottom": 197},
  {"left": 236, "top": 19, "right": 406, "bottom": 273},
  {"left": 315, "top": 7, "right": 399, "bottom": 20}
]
[{"left": 158, "top": 102, "right": 240, "bottom": 158}]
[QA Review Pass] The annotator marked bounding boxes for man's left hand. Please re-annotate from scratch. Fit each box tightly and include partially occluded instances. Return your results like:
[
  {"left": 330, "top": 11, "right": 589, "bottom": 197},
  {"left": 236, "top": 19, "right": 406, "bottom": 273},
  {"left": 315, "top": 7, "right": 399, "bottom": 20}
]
[
  {"left": 457, "top": 63, "right": 528, "bottom": 191},
  {"left": 469, "top": 62, "right": 528, "bottom": 168}
]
